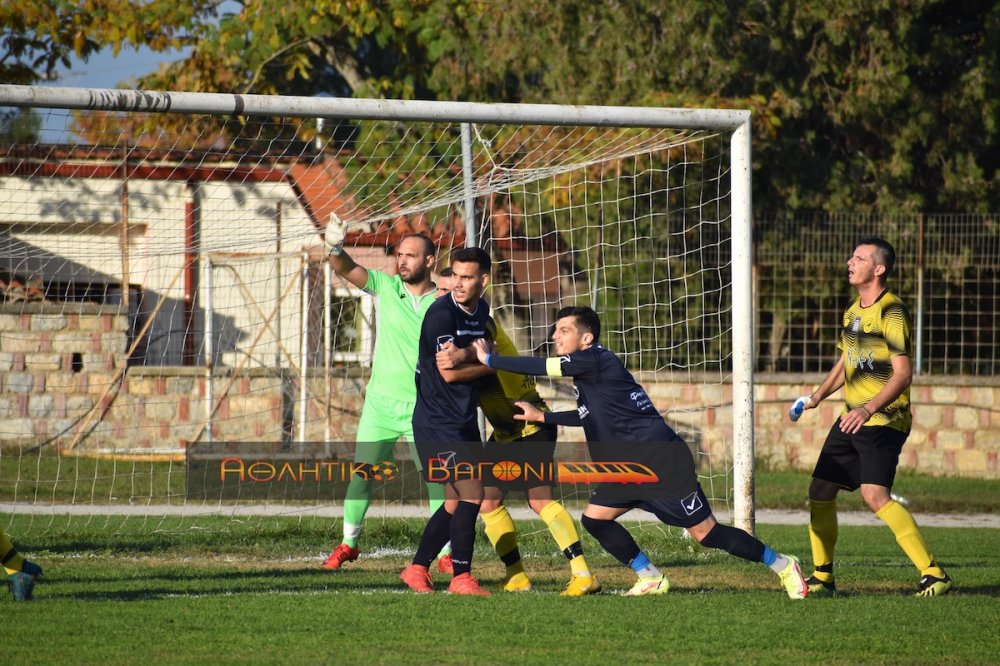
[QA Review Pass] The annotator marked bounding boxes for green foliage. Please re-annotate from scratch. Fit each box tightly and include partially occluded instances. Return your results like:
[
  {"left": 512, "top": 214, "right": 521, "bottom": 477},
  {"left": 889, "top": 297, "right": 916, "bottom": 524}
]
[
  {"left": 0, "top": 107, "right": 42, "bottom": 142},
  {"left": 8, "top": 1, "right": 997, "bottom": 212}
]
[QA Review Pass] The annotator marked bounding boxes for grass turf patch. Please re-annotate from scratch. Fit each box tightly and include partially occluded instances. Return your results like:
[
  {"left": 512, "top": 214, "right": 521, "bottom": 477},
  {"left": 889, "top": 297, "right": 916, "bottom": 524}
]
[{"left": 3, "top": 516, "right": 998, "bottom": 665}]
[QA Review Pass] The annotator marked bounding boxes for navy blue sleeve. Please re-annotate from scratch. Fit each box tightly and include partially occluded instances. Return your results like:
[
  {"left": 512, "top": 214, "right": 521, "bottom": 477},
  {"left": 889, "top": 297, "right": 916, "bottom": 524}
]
[
  {"left": 486, "top": 354, "right": 549, "bottom": 375},
  {"left": 544, "top": 410, "right": 582, "bottom": 427}
]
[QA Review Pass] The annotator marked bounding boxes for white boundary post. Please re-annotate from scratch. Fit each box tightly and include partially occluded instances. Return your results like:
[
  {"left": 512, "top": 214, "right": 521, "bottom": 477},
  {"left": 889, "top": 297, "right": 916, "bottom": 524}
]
[
  {"left": 298, "top": 253, "right": 309, "bottom": 446},
  {"left": 730, "top": 119, "right": 755, "bottom": 535},
  {"left": 203, "top": 254, "right": 214, "bottom": 444}
]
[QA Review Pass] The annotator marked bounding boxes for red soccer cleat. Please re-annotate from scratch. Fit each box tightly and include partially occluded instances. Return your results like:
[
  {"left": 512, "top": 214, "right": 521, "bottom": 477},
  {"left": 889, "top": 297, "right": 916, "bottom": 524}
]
[
  {"left": 322, "top": 543, "right": 360, "bottom": 570},
  {"left": 448, "top": 572, "right": 491, "bottom": 596},
  {"left": 437, "top": 553, "right": 454, "bottom": 575},
  {"left": 400, "top": 564, "right": 435, "bottom": 593}
]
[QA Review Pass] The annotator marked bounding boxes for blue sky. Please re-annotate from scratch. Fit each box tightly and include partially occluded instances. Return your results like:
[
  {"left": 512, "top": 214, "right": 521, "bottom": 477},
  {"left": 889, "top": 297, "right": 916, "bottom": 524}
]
[
  {"left": 37, "top": 46, "right": 189, "bottom": 142},
  {"left": 47, "top": 46, "right": 189, "bottom": 90}
]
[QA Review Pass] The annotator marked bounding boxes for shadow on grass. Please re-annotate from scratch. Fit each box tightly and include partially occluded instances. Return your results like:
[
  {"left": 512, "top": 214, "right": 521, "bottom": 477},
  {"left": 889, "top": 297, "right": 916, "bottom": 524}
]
[{"left": 34, "top": 566, "right": 408, "bottom": 602}]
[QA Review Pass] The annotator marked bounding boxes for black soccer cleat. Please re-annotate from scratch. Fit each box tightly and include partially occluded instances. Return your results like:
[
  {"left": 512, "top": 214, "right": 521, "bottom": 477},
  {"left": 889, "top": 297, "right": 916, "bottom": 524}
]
[{"left": 805, "top": 575, "right": 836, "bottom": 597}]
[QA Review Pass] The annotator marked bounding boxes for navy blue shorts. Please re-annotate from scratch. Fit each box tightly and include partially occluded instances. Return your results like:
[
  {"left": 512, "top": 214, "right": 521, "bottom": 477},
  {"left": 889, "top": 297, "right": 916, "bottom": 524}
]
[
  {"left": 812, "top": 420, "right": 908, "bottom": 490},
  {"left": 588, "top": 483, "right": 714, "bottom": 529}
]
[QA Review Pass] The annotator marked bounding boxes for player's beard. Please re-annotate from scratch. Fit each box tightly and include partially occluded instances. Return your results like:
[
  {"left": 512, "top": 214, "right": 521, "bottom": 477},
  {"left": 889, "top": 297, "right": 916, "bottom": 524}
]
[{"left": 400, "top": 262, "right": 428, "bottom": 285}]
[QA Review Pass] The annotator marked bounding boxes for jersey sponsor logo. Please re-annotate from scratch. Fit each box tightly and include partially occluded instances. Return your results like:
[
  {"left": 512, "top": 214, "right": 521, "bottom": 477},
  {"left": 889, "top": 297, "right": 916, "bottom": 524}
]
[
  {"left": 455, "top": 329, "right": 485, "bottom": 337},
  {"left": 680, "top": 490, "right": 704, "bottom": 516},
  {"left": 629, "top": 389, "right": 653, "bottom": 411},
  {"left": 847, "top": 347, "right": 875, "bottom": 370},
  {"left": 436, "top": 335, "right": 455, "bottom": 351}
]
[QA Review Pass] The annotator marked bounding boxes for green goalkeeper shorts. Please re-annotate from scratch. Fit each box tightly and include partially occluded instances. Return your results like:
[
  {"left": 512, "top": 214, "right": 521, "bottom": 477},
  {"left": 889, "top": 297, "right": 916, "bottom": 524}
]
[{"left": 354, "top": 392, "right": 422, "bottom": 470}]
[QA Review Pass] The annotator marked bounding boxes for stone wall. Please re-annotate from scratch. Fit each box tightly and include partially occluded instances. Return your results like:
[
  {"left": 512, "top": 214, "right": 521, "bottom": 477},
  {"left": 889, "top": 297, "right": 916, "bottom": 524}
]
[{"left": 1, "top": 303, "right": 996, "bottom": 478}]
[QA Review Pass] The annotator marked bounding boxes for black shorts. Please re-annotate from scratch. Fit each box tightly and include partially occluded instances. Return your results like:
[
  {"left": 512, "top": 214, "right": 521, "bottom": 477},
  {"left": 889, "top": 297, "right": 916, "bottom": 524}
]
[
  {"left": 413, "top": 422, "right": 483, "bottom": 485},
  {"left": 812, "top": 419, "right": 908, "bottom": 490},
  {"left": 482, "top": 424, "right": 558, "bottom": 492},
  {"left": 588, "top": 483, "right": 714, "bottom": 529}
]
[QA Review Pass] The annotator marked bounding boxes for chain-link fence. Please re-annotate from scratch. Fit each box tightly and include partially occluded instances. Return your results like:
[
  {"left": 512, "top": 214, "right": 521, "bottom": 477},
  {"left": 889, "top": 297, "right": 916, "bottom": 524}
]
[{"left": 755, "top": 214, "right": 1000, "bottom": 376}]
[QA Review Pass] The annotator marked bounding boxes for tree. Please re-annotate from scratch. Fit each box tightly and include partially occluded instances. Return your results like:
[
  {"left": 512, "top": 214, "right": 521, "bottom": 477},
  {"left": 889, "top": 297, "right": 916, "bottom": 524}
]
[
  {"left": 5, "top": 1, "right": 997, "bottom": 212},
  {"left": 0, "top": 1, "right": 206, "bottom": 85},
  {"left": 0, "top": 107, "right": 42, "bottom": 143}
]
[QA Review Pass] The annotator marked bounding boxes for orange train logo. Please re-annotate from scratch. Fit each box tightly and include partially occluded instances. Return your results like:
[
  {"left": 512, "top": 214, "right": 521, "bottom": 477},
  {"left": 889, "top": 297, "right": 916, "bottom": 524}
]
[
  {"left": 488, "top": 460, "right": 659, "bottom": 484},
  {"left": 554, "top": 461, "right": 659, "bottom": 484}
]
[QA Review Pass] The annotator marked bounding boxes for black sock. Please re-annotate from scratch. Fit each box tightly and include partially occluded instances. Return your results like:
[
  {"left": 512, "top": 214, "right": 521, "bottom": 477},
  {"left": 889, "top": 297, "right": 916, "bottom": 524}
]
[
  {"left": 412, "top": 505, "right": 452, "bottom": 567},
  {"left": 449, "top": 501, "right": 481, "bottom": 576},
  {"left": 581, "top": 515, "right": 640, "bottom": 566},
  {"left": 698, "top": 523, "right": 765, "bottom": 563}
]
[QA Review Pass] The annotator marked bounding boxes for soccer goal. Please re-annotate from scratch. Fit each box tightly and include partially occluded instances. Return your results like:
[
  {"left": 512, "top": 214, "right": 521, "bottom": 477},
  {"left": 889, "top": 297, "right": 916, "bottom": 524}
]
[{"left": 0, "top": 85, "right": 755, "bottom": 534}]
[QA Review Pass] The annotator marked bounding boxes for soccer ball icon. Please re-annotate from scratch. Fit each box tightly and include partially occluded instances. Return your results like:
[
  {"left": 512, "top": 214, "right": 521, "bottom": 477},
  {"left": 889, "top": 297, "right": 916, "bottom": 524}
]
[{"left": 369, "top": 461, "right": 398, "bottom": 481}]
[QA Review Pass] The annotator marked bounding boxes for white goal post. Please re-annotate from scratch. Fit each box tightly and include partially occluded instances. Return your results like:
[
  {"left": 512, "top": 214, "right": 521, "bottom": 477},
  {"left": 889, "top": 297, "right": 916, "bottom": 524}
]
[{"left": 0, "top": 84, "right": 755, "bottom": 533}]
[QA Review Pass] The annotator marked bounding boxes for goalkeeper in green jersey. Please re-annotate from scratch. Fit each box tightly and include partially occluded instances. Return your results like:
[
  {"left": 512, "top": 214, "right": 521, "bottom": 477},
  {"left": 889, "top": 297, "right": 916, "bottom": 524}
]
[
  {"left": 436, "top": 320, "right": 600, "bottom": 596},
  {"left": 795, "top": 237, "right": 951, "bottom": 597},
  {"left": 321, "top": 215, "right": 450, "bottom": 571},
  {"left": 3, "top": 526, "right": 42, "bottom": 601}
]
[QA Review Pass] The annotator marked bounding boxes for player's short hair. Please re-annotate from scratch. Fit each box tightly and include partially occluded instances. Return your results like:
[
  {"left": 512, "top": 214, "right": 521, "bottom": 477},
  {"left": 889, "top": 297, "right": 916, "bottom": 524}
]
[
  {"left": 439, "top": 267, "right": 454, "bottom": 277},
  {"left": 451, "top": 247, "right": 492, "bottom": 274},
  {"left": 401, "top": 233, "right": 436, "bottom": 257},
  {"left": 857, "top": 236, "right": 896, "bottom": 279},
  {"left": 557, "top": 305, "right": 601, "bottom": 342}
]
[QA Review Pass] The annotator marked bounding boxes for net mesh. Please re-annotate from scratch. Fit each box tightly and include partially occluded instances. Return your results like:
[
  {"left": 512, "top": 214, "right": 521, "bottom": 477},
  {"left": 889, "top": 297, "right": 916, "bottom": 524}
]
[{"left": 1, "top": 99, "right": 738, "bottom": 534}]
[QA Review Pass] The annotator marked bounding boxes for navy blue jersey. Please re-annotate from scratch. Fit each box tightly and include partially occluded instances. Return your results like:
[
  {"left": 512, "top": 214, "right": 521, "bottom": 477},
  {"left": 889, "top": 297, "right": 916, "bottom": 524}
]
[
  {"left": 486, "top": 344, "right": 696, "bottom": 500},
  {"left": 411, "top": 293, "right": 493, "bottom": 431},
  {"left": 556, "top": 345, "right": 679, "bottom": 443}
]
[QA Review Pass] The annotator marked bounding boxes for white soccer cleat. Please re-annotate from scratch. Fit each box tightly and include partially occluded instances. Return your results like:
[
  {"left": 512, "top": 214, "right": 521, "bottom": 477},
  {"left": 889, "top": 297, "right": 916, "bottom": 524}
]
[
  {"left": 778, "top": 555, "right": 808, "bottom": 599},
  {"left": 624, "top": 575, "right": 669, "bottom": 596}
]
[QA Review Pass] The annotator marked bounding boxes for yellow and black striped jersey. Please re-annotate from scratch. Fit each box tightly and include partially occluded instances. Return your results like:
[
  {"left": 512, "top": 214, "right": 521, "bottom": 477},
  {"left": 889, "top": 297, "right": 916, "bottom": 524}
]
[
  {"left": 477, "top": 320, "right": 549, "bottom": 442},
  {"left": 838, "top": 289, "right": 912, "bottom": 433}
]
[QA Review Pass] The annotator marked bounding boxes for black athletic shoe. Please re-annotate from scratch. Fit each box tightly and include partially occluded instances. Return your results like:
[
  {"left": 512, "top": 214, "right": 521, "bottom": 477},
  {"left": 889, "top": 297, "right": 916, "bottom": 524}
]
[{"left": 805, "top": 575, "right": 836, "bottom": 597}]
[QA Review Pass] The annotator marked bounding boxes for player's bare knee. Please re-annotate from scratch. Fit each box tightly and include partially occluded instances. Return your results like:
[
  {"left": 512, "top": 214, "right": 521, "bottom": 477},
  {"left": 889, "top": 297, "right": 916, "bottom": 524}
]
[
  {"left": 527, "top": 497, "right": 551, "bottom": 514},
  {"left": 860, "top": 484, "right": 890, "bottom": 512}
]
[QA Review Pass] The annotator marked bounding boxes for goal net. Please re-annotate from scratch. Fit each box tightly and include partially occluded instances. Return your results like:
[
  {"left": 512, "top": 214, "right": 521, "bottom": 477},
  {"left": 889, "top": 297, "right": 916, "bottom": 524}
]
[{"left": 0, "top": 86, "right": 754, "bottom": 536}]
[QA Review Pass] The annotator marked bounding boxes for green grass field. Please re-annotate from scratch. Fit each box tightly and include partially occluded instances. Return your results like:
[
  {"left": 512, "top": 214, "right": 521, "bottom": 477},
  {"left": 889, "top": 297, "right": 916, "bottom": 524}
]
[{"left": 4, "top": 514, "right": 999, "bottom": 665}]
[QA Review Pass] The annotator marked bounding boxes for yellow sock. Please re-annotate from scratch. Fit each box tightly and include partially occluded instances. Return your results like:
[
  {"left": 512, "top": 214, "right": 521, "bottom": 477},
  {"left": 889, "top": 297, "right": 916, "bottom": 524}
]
[
  {"left": 482, "top": 505, "right": 524, "bottom": 577},
  {"left": 808, "top": 498, "right": 838, "bottom": 582},
  {"left": 1, "top": 528, "right": 26, "bottom": 575},
  {"left": 875, "top": 499, "right": 942, "bottom": 576},
  {"left": 539, "top": 501, "right": 591, "bottom": 577}
]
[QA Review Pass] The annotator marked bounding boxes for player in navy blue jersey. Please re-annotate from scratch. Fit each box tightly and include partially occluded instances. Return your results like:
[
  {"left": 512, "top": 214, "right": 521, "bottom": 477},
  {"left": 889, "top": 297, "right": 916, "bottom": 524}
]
[
  {"left": 473, "top": 305, "right": 809, "bottom": 598},
  {"left": 400, "top": 247, "right": 495, "bottom": 596}
]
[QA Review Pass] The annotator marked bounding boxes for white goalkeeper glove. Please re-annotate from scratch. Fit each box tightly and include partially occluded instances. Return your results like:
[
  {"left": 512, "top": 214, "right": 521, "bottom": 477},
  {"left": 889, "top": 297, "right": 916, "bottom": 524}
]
[
  {"left": 325, "top": 212, "right": 347, "bottom": 256},
  {"left": 789, "top": 395, "right": 812, "bottom": 422}
]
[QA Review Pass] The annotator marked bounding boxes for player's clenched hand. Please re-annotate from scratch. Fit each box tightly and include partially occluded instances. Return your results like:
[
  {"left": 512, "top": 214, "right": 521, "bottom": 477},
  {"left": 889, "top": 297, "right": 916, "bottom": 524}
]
[
  {"left": 436, "top": 341, "right": 472, "bottom": 370},
  {"left": 472, "top": 338, "right": 494, "bottom": 364},
  {"left": 513, "top": 400, "right": 544, "bottom": 423}
]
